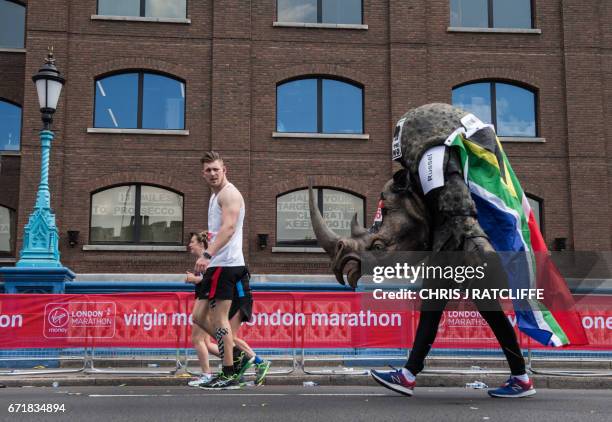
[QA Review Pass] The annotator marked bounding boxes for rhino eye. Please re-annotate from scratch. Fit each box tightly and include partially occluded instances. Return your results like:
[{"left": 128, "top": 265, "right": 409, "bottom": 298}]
[{"left": 372, "top": 241, "right": 386, "bottom": 251}]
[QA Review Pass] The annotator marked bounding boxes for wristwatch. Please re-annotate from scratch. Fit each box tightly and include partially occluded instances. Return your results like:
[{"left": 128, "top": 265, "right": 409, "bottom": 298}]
[{"left": 202, "top": 251, "right": 213, "bottom": 260}]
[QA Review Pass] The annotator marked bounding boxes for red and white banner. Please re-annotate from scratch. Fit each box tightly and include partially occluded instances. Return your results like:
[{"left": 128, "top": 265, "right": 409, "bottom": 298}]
[{"left": 0, "top": 292, "right": 609, "bottom": 350}]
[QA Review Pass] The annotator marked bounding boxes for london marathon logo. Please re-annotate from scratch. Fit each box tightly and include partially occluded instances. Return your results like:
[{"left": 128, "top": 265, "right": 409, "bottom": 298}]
[{"left": 44, "top": 302, "right": 116, "bottom": 338}]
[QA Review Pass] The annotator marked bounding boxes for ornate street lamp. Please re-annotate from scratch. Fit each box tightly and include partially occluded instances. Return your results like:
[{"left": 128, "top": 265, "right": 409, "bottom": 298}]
[
  {"left": 32, "top": 48, "right": 65, "bottom": 131},
  {"left": 0, "top": 49, "right": 74, "bottom": 293},
  {"left": 17, "top": 48, "right": 66, "bottom": 267}
]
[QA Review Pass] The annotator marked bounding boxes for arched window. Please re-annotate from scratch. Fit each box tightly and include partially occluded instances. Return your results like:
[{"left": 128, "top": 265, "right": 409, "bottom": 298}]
[
  {"left": 90, "top": 185, "right": 183, "bottom": 244},
  {"left": 277, "top": 77, "right": 363, "bottom": 134},
  {"left": 277, "top": 0, "right": 362, "bottom": 25},
  {"left": 94, "top": 71, "right": 185, "bottom": 130},
  {"left": 0, "top": 99, "right": 21, "bottom": 151},
  {"left": 98, "top": 0, "right": 186, "bottom": 19},
  {"left": 0, "top": 205, "right": 15, "bottom": 256},
  {"left": 452, "top": 81, "right": 537, "bottom": 137},
  {"left": 276, "top": 188, "right": 364, "bottom": 246},
  {"left": 450, "top": 0, "right": 533, "bottom": 29},
  {"left": 0, "top": 0, "right": 25, "bottom": 49}
]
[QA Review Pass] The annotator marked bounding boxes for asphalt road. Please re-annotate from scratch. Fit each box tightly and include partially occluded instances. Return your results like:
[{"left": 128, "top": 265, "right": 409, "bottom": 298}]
[{"left": 0, "top": 385, "right": 610, "bottom": 422}]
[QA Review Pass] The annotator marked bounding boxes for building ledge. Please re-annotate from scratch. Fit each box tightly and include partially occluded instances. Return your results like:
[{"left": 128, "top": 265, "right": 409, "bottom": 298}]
[
  {"left": 0, "top": 48, "right": 26, "bottom": 53},
  {"left": 447, "top": 27, "right": 542, "bottom": 34},
  {"left": 0, "top": 258, "right": 17, "bottom": 264},
  {"left": 272, "top": 132, "right": 369, "bottom": 140},
  {"left": 273, "top": 21, "right": 368, "bottom": 30},
  {"left": 87, "top": 128, "right": 189, "bottom": 136},
  {"left": 91, "top": 15, "right": 191, "bottom": 24},
  {"left": 272, "top": 246, "right": 325, "bottom": 253},
  {"left": 0, "top": 150, "right": 20, "bottom": 156},
  {"left": 500, "top": 137, "right": 546, "bottom": 143},
  {"left": 83, "top": 245, "right": 186, "bottom": 252}
]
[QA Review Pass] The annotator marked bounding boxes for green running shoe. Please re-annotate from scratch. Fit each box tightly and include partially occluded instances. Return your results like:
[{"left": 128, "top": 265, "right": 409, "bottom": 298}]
[
  {"left": 234, "top": 353, "right": 255, "bottom": 379},
  {"left": 255, "top": 360, "right": 271, "bottom": 386}
]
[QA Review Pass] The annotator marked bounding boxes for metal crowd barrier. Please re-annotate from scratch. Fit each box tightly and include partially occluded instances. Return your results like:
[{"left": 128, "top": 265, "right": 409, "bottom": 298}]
[
  {"left": 84, "top": 347, "right": 183, "bottom": 376},
  {"left": 527, "top": 349, "right": 612, "bottom": 377},
  {"left": 0, "top": 348, "right": 87, "bottom": 376},
  {"left": 83, "top": 292, "right": 184, "bottom": 375},
  {"left": 0, "top": 278, "right": 609, "bottom": 378}
]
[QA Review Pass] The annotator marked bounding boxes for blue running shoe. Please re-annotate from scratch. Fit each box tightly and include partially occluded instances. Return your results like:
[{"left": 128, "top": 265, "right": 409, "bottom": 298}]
[
  {"left": 370, "top": 367, "right": 415, "bottom": 396},
  {"left": 488, "top": 377, "right": 536, "bottom": 398}
]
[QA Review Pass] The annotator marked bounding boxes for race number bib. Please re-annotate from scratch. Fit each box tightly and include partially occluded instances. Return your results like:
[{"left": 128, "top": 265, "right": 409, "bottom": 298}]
[{"left": 392, "top": 117, "right": 406, "bottom": 160}]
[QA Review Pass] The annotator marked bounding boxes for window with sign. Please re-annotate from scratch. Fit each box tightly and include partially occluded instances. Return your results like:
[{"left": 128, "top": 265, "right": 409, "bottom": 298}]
[
  {"left": 452, "top": 81, "right": 537, "bottom": 137},
  {"left": 0, "top": 1, "right": 25, "bottom": 49},
  {"left": 94, "top": 71, "right": 185, "bottom": 130},
  {"left": 276, "top": 188, "right": 364, "bottom": 246},
  {"left": 277, "top": 77, "right": 363, "bottom": 134},
  {"left": 0, "top": 99, "right": 21, "bottom": 151},
  {"left": 98, "top": 0, "right": 187, "bottom": 19},
  {"left": 278, "top": 0, "right": 362, "bottom": 25},
  {"left": 450, "top": 0, "right": 533, "bottom": 29},
  {"left": 90, "top": 185, "right": 183, "bottom": 244},
  {"left": 0, "top": 205, "right": 15, "bottom": 256}
]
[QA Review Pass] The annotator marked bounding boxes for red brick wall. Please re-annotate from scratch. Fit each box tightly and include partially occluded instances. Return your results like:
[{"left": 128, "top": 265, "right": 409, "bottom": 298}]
[{"left": 1, "top": 0, "right": 609, "bottom": 273}]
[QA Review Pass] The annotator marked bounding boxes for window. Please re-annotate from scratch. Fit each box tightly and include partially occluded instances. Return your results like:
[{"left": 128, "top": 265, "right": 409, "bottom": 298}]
[
  {"left": 98, "top": 0, "right": 186, "bottom": 19},
  {"left": 526, "top": 193, "right": 543, "bottom": 231},
  {"left": 450, "top": 0, "right": 533, "bottom": 29},
  {"left": 90, "top": 185, "right": 183, "bottom": 244},
  {"left": 94, "top": 71, "right": 185, "bottom": 130},
  {"left": 278, "top": 0, "right": 362, "bottom": 25},
  {"left": 0, "top": 100, "right": 21, "bottom": 151},
  {"left": 452, "top": 81, "right": 537, "bottom": 137},
  {"left": 276, "top": 188, "right": 364, "bottom": 246},
  {"left": 0, "top": 0, "right": 25, "bottom": 49},
  {"left": 0, "top": 206, "right": 15, "bottom": 256},
  {"left": 277, "top": 78, "right": 363, "bottom": 134}
]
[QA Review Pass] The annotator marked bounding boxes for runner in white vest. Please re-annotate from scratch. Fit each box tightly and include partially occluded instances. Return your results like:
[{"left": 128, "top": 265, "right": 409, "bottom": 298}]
[{"left": 193, "top": 151, "right": 270, "bottom": 390}]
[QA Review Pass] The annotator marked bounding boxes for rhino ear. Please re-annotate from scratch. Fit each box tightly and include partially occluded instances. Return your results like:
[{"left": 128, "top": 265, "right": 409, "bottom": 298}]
[{"left": 391, "top": 168, "right": 411, "bottom": 194}]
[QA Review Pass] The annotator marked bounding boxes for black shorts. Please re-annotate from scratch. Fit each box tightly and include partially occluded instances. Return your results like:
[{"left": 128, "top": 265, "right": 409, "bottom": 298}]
[
  {"left": 194, "top": 281, "right": 207, "bottom": 300},
  {"left": 198, "top": 266, "right": 249, "bottom": 301},
  {"left": 231, "top": 271, "right": 253, "bottom": 321},
  {"left": 229, "top": 297, "right": 253, "bottom": 323}
]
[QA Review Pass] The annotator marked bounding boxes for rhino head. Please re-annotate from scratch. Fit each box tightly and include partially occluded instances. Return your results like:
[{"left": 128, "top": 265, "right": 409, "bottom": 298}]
[{"left": 309, "top": 170, "right": 431, "bottom": 288}]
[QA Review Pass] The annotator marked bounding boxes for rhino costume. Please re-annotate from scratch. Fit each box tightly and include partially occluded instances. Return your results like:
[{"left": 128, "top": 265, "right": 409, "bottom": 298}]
[
  {"left": 309, "top": 103, "right": 534, "bottom": 397},
  {"left": 392, "top": 103, "right": 491, "bottom": 253}
]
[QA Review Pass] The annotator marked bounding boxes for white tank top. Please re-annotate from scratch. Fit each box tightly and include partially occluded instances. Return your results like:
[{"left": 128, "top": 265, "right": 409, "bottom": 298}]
[{"left": 207, "top": 183, "right": 245, "bottom": 267}]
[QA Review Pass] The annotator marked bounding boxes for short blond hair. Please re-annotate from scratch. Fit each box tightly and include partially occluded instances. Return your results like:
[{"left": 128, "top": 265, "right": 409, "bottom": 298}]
[{"left": 200, "top": 151, "right": 223, "bottom": 165}]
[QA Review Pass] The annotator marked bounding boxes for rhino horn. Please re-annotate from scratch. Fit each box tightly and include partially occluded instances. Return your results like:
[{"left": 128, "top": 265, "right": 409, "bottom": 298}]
[
  {"left": 350, "top": 213, "right": 367, "bottom": 237},
  {"left": 308, "top": 179, "right": 339, "bottom": 256}
]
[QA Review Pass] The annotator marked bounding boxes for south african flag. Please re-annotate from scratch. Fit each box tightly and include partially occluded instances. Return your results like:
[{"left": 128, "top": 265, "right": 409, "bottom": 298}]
[{"left": 445, "top": 115, "right": 587, "bottom": 347}]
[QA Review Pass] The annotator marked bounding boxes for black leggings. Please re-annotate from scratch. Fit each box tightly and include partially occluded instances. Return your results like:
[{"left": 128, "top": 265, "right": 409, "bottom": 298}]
[{"left": 405, "top": 297, "right": 526, "bottom": 376}]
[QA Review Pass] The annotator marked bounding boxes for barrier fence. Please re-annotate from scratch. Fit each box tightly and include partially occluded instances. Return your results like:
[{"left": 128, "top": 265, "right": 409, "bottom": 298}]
[{"left": 0, "top": 292, "right": 610, "bottom": 377}]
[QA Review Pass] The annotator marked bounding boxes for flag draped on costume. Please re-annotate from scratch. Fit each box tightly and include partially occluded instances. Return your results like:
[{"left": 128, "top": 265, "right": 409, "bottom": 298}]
[{"left": 444, "top": 117, "right": 587, "bottom": 347}]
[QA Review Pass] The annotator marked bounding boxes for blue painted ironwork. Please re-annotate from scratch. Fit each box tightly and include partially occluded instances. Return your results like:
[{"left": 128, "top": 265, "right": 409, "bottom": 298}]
[
  {"left": 17, "top": 130, "right": 62, "bottom": 267},
  {"left": 1, "top": 267, "right": 75, "bottom": 293}
]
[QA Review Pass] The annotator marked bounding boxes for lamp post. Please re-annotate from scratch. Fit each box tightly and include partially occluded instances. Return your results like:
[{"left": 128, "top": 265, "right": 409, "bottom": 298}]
[
  {"left": 16, "top": 49, "right": 66, "bottom": 267},
  {"left": 0, "top": 49, "right": 74, "bottom": 293}
]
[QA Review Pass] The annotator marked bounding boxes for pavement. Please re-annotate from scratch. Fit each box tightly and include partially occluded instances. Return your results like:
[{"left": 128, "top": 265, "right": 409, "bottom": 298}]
[
  {"left": 1, "top": 385, "right": 611, "bottom": 422},
  {"left": 0, "top": 365, "right": 610, "bottom": 390}
]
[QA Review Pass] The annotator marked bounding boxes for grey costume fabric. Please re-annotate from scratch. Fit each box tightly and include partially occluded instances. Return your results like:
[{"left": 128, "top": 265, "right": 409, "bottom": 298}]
[{"left": 393, "top": 103, "right": 488, "bottom": 252}]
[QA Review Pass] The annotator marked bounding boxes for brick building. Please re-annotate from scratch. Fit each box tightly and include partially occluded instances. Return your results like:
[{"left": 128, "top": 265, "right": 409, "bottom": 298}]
[{"left": 0, "top": 1, "right": 610, "bottom": 276}]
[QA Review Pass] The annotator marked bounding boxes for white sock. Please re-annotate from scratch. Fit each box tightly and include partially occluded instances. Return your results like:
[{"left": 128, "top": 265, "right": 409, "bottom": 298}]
[
  {"left": 514, "top": 373, "right": 529, "bottom": 382},
  {"left": 401, "top": 368, "right": 416, "bottom": 381}
]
